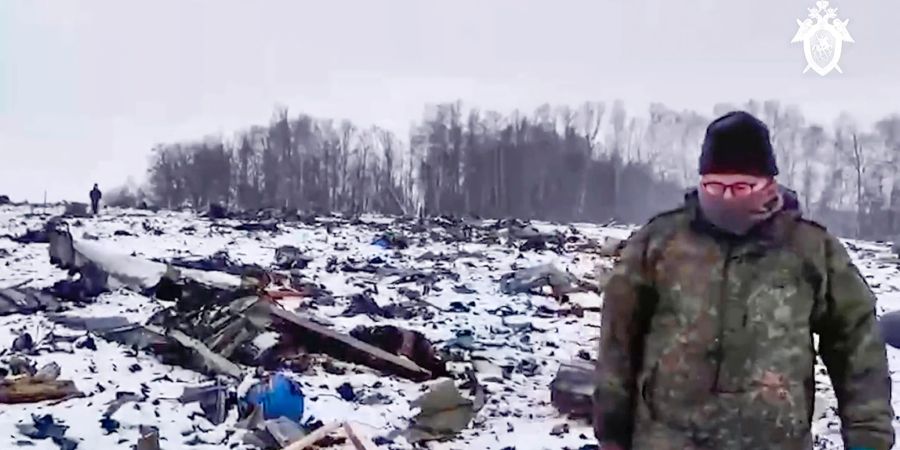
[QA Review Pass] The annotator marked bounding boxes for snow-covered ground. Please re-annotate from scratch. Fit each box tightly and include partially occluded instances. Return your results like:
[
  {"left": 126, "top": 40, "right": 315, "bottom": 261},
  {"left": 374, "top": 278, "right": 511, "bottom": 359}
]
[{"left": 0, "top": 204, "right": 898, "bottom": 449}]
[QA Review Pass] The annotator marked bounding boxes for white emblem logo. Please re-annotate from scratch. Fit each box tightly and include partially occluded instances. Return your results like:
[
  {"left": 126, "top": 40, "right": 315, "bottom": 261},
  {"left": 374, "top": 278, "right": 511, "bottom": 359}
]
[{"left": 791, "top": 0, "right": 854, "bottom": 76}]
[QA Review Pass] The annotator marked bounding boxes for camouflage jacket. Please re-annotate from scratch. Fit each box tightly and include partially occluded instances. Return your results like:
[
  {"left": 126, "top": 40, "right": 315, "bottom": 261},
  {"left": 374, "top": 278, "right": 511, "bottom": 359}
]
[{"left": 593, "top": 189, "right": 894, "bottom": 450}]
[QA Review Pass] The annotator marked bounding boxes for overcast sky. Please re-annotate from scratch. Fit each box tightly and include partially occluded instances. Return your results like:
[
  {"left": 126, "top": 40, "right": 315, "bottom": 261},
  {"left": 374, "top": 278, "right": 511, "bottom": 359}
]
[{"left": 2, "top": 0, "right": 898, "bottom": 202}]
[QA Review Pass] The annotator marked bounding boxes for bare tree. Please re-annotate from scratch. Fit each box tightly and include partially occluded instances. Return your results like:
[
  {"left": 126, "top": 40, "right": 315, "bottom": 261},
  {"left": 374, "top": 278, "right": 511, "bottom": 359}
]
[
  {"left": 800, "top": 125, "right": 827, "bottom": 212},
  {"left": 138, "top": 101, "right": 900, "bottom": 240},
  {"left": 834, "top": 113, "right": 865, "bottom": 235},
  {"left": 876, "top": 116, "right": 900, "bottom": 235}
]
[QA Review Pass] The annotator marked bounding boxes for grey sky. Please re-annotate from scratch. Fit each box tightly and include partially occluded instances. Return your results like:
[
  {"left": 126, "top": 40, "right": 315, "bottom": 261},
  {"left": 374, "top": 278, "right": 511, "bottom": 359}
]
[{"left": 1, "top": 0, "right": 898, "bottom": 202}]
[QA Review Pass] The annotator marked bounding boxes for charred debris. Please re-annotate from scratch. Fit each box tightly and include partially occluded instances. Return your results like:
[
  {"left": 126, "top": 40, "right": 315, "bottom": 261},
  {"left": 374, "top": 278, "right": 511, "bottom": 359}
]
[{"left": 0, "top": 211, "right": 626, "bottom": 449}]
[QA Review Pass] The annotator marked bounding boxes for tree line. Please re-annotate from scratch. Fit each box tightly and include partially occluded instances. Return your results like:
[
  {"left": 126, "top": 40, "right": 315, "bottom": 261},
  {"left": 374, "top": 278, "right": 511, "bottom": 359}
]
[{"left": 116, "top": 99, "right": 900, "bottom": 240}]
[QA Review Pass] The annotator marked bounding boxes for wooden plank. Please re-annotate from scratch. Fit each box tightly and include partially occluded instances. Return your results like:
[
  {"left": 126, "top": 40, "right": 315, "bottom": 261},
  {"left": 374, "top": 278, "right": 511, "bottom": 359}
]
[
  {"left": 266, "top": 304, "right": 431, "bottom": 381},
  {"left": 280, "top": 421, "right": 343, "bottom": 450},
  {"left": 342, "top": 422, "right": 379, "bottom": 450},
  {"left": 0, "top": 378, "right": 83, "bottom": 404}
]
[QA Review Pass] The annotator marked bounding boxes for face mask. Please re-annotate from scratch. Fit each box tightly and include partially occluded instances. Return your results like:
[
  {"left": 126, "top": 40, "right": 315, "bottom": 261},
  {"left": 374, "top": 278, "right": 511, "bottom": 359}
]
[{"left": 697, "top": 180, "right": 782, "bottom": 235}]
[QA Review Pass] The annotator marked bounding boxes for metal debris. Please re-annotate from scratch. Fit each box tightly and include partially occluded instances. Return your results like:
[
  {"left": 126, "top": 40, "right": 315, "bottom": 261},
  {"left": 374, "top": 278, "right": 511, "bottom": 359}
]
[
  {"left": 550, "top": 359, "right": 594, "bottom": 419},
  {"left": 403, "top": 379, "right": 476, "bottom": 444}
]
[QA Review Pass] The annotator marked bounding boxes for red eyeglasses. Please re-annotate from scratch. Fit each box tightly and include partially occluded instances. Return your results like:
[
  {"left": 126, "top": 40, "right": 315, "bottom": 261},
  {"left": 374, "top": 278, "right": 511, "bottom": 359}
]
[{"left": 701, "top": 179, "right": 772, "bottom": 197}]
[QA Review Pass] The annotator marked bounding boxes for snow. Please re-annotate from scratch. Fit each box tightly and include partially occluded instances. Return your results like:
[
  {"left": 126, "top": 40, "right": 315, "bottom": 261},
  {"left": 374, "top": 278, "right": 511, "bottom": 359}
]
[
  {"left": 0, "top": 204, "right": 898, "bottom": 449},
  {"left": 74, "top": 239, "right": 241, "bottom": 289}
]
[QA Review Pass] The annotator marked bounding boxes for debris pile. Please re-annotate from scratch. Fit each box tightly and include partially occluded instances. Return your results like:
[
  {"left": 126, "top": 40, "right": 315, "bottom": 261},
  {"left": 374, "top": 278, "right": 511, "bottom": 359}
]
[
  {"left": 274, "top": 246, "right": 312, "bottom": 270},
  {"left": 3, "top": 217, "right": 66, "bottom": 244},
  {"left": 63, "top": 203, "right": 91, "bottom": 219},
  {"left": 0, "top": 207, "right": 641, "bottom": 449},
  {"left": 0, "top": 286, "right": 63, "bottom": 316},
  {"left": 160, "top": 250, "right": 262, "bottom": 277}
]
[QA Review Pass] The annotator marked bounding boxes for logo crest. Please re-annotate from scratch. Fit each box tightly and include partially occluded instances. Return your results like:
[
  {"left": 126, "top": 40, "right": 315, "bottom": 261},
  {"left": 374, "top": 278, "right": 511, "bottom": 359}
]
[{"left": 791, "top": 1, "right": 854, "bottom": 76}]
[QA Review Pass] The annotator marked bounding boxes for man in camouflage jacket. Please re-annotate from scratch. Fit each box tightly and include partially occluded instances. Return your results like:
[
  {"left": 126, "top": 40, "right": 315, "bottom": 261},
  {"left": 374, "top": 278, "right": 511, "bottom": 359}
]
[{"left": 593, "top": 111, "right": 894, "bottom": 450}]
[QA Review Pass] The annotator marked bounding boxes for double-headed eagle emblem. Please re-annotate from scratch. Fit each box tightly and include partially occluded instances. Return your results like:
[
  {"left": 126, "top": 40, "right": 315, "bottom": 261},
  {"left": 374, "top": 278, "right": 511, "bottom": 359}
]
[{"left": 791, "top": 0, "right": 854, "bottom": 76}]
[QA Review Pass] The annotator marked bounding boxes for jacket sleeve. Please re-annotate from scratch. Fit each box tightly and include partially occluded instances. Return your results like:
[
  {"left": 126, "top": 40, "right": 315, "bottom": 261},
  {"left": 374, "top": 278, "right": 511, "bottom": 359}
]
[
  {"left": 593, "top": 225, "right": 658, "bottom": 447},
  {"left": 814, "top": 234, "right": 895, "bottom": 450}
]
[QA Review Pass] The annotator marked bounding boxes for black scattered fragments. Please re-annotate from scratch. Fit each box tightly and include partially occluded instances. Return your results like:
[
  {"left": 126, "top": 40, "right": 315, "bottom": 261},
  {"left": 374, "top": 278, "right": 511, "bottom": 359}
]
[
  {"left": 0, "top": 210, "right": 618, "bottom": 449},
  {"left": 274, "top": 246, "right": 312, "bottom": 270},
  {"left": 17, "top": 415, "right": 79, "bottom": 450},
  {"left": 0, "top": 287, "right": 63, "bottom": 317},
  {"left": 158, "top": 250, "right": 262, "bottom": 276}
]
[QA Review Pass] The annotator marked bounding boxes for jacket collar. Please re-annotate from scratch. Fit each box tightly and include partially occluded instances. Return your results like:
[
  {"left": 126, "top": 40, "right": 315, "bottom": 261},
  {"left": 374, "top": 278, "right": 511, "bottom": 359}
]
[{"left": 683, "top": 185, "right": 801, "bottom": 248}]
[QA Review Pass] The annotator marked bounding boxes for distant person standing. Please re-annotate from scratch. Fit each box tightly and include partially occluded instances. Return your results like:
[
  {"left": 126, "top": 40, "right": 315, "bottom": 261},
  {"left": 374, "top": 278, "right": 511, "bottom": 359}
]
[{"left": 89, "top": 183, "right": 102, "bottom": 215}]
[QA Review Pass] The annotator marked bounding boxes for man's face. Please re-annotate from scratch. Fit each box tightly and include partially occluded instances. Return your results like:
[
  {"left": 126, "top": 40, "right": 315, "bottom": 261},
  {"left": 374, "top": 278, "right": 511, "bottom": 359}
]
[{"left": 700, "top": 173, "right": 773, "bottom": 200}]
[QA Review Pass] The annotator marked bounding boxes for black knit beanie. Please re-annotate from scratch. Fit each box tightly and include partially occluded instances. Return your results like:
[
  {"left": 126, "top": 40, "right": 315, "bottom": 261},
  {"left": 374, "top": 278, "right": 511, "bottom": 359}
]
[{"left": 698, "top": 111, "right": 779, "bottom": 176}]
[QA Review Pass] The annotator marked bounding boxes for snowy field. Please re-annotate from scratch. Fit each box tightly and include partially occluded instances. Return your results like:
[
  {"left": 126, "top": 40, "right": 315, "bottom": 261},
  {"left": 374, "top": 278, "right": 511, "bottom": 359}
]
[{"left": 0, "top": 204, "right": 898, "bottom": 449}]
